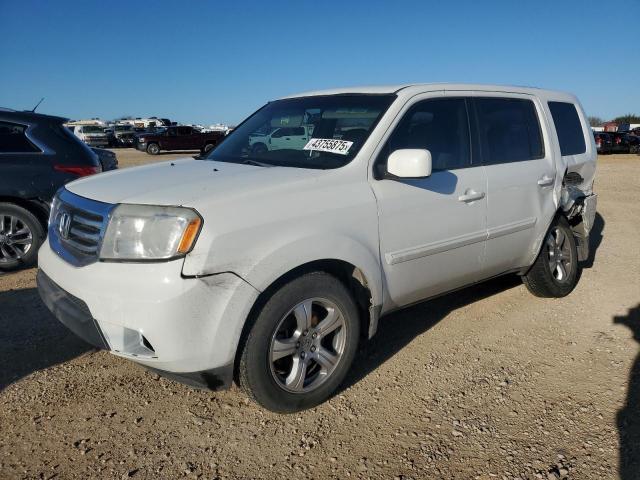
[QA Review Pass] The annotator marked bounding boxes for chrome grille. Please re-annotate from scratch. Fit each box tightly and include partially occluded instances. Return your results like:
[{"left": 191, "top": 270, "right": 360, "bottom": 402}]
[{"left": 49, "top": 189, "right": 115, "bottom": 267}]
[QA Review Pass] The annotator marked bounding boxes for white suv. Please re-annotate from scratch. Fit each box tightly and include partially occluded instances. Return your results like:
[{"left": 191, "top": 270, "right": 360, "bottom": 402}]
[{"left": 38, "top": 84, "right": 597, "bottom": 412}]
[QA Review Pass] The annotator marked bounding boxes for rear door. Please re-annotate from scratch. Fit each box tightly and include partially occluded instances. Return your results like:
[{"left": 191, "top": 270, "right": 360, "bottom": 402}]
[
  {"left": 0, "top": 120, "right": 51, "bottom": 200},
  {"left": 371, "top": 95, "right": 488, "bottom": 307},
  {"left": 473, "top": 95, "right": 557, "bottom": 277}
]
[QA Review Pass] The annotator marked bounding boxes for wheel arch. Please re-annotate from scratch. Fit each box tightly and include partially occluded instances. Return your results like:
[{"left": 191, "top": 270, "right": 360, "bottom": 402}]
[
  {"left": 232, "top": 258, "right": 378, "bottom": 385},
  {"left": 0, "top": 196, "right": 49, "bottom": 228}
]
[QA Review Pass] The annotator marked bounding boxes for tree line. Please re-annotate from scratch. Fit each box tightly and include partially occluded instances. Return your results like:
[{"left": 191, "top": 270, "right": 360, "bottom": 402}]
[{"left": 588, "top": 115, "right": 640, "bottom": 127}]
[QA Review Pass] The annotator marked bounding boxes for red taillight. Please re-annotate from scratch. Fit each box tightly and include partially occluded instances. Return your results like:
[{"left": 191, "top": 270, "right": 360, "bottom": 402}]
[
  {"left": 615, "top": 137, "right": 622, "bottom": 145},
  {"left": 54, "top": 165, "right": 102, "bottom": 177}
]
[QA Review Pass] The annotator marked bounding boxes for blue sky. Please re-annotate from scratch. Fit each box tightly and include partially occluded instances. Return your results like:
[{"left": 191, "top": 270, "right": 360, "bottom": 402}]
[{"left": 1, "top": 0, "right": 637, "bottom": 125}]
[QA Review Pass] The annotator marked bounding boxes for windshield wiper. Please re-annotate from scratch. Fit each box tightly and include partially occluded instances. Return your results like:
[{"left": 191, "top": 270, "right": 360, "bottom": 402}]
[{"left": 242, "top": 159, "right": 275, "bottom": 168}]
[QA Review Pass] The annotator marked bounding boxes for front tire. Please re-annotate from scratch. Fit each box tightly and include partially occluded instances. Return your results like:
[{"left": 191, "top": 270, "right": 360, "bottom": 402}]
[
  {"left": 251, "top": 143, "right": 268, "bottom": 155},
  {"left": 239, "top": 272, "right": 360, "bottom": 413},
  {"left": 146, "top": 143, "right": 160, "bottom": 155},
  {"left": 0, "top": 203, "right": 45, "bottom": 271},
  {"left": 522, "top": 216, "right": 579, "bottom": 297}
]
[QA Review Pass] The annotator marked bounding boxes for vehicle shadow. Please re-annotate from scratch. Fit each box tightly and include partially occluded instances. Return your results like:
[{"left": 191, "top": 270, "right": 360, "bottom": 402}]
[
  {"left": 583, "top": 212, "right": 605, "bottom": 269},
  {"left": 0, "top": 286, "right": 91, "bottom": 391},
  {"left": 615, "top": 305, "right": 640, "bottom": 479},
  {"left": 341, "top": 274, "right": 522, "bottom": 392}
]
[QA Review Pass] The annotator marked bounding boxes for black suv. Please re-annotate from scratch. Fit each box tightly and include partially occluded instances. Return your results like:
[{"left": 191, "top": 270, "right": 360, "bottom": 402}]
[{"left": 0, "top": 108, "right": 104, "bottom": 271}]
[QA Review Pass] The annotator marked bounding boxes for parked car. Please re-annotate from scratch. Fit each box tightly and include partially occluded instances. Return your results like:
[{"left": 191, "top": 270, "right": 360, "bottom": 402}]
[
  {"left": 91, "top": 147, "right": 118, "bottom": 171},
  {"left": 609, "top": 132, "right": 636, "bottom": 154},
  {"left": 0, "top": 108, "right": 102, "bottom": 271},
  {"left": 626, "top": 135, "right": 640, "bottom": 154},
  {"left": 67, "top": 124, "right": 110, "bottom": 148},
  {"left": 108, "top": 124, "right": 136, "bottom": 147},
  {"left": 38, "top": 84, "right": 597, "bottom": 412},
  {"left": 593, "top": 132, "right": 613, "bottom": 154},
  {"left": 135, "top": 126, "right": 225, "bottom": 155}
]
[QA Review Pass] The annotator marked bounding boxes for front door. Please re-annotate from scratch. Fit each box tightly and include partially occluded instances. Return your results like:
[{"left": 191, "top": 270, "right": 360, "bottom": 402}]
[
  {"left": 371, "top": 96, "right": 488, "bottom": 308},
  {"left": 269, "top": 127, "right": 308, "bottom": 151},
  {"left": 176, "top": 126, "right": 194, "bottom": 150}
]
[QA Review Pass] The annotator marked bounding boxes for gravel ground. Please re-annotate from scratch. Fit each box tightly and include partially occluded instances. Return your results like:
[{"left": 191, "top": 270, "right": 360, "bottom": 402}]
[{"left": 0, "top": 150, "right": 639, "bottom": 479}]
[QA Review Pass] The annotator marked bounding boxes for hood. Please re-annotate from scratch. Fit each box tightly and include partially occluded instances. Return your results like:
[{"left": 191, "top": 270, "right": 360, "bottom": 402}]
[{"left": 65, "top": 157, "right": 322, "bottom": 206}]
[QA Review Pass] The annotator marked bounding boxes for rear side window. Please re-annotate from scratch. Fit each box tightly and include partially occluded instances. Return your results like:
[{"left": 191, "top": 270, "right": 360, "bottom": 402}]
[
  {"left": 475, "top": 98, "right": 544, "bottom": 164},
  {"left": 548, "top": 101, "right": 586, "bottom": 156},
  {"left": 383, "top": 98, "right": 471, "bottom": 171},
  {"left": 0, "top": 121, "right": 40, "bottom": 153}
]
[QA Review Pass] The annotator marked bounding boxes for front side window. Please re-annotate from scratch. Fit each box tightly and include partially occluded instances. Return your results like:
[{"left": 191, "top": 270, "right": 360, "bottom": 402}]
[
  {"left": 380, "top": 97, "right": 471, "bottom": 172},
  {"left": 475, "top": 98, "right": 544, "bottom": 164},
  {"left": 548, "top": 101, "right": 586, "bottom": 156},
  {"left": 206, "top": 94, "right": 395, "bottom": 169},
  {"left": 0, "top": 121, "right": 40, "bottom": 153}
]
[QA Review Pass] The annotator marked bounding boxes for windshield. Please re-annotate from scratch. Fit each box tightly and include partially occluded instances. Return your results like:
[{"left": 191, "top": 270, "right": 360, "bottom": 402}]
[
  {"left": 83, "top": 125, "right": 105, "bottom": 134},
  {"left": 114, "top": 125, "right": 132, "bottom": 132},
  {"left": 205, "top": 94, "right": 395, "bottom": 169}
]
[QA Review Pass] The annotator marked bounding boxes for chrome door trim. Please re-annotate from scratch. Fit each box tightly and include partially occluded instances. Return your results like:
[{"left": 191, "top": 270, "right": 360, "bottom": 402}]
[
  {"left": 486, "top": 217, "right": 537, "bottom": 240},
  {"left": 385, "top": 229, "right": 487, "bottom": 265}
]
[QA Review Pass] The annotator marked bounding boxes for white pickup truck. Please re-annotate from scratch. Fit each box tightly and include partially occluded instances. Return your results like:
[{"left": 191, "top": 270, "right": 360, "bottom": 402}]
[
  {"left": 248, "top": 125, "right": 314, "bottom": 154},
  {"left": 38, "top": 84, "right": 597, "bottom": 412}
]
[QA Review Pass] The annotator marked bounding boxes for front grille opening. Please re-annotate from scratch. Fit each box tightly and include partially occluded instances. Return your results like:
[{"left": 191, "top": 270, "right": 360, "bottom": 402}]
[{"left": 50, "top": 189, "right": 114, "bottom": 267}]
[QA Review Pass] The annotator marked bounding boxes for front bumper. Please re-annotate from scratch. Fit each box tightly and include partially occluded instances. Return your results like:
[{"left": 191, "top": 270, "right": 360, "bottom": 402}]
[
  {"left": 85, "top": 139, "right": 109, "bottom": 147},
  {"left": 37, "top": 270, "right": 109, "bottom": 349},
  {"left": 37, "top": 240, "right": 260, "bottom": 384}
]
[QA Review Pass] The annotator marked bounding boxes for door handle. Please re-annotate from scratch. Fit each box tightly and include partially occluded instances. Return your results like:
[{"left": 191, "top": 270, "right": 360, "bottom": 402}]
[
  {"left": 537, "top": 176, "right": 554, "bottom": 187},
  {"left": 458, "top": 190, "right": 485, "bottom": 203}
]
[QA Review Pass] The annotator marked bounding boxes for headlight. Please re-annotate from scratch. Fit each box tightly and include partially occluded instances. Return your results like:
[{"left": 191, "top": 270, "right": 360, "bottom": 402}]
[{"left": 100, "top": 204, "right": 202, "bottom": 261}]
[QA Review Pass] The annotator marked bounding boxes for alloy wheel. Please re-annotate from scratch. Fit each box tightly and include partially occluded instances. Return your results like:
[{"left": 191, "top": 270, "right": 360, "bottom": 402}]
[
  {"left": 269, "top": 297, "right": 347, "bottom": 393},
  {"left": 546, "top": 226, "right": 574, "bottom": 284},
  {"left": 0, "top": 215, "right": 33, "bottom": 264}
]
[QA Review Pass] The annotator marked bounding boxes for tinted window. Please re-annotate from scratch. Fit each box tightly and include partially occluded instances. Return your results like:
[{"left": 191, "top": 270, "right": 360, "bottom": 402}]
[
  {"left": 0, "top": 121, "right": 40, "bottom": 153},
  {"left": 383, "top": 98, "right": 471, "bottom": 171},
  {"left": 548, "top": 101, "right": 586, "bottom": 156},
  {"left": 475, "top": 98, "right": 544, "bottom": 164},
  {"left": 177, "top": 127, "right": 192, "bottom": 135}
]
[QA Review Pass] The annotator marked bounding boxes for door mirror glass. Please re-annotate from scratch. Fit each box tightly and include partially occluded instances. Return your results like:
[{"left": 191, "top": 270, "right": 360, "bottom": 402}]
[{"left": 387, "top": 149, "right": 432, "bottom": 178}]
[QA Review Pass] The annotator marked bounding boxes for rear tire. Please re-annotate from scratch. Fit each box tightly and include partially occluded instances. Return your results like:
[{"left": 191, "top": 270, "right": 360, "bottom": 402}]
[
  {"left": 522, "top": 216, "right": 579, "bottom": 298},
  {"left": 146, "top": 143, "right": 160, "bottom": 155},
  {"left": 0, "top": 203, "right": 45, "bottom": 272},
  {"left": 238, "top": 272, "right": 360, "bottom": 413}
]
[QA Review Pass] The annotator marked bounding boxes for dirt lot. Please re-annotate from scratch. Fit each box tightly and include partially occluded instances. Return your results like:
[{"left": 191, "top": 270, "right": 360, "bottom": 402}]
[{"left": 1, "top": 150, "right": 639, "bottom": 480}]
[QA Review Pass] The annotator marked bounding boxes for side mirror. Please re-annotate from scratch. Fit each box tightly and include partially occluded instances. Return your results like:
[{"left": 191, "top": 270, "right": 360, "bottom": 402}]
[{"left": 387, "top": 149, "right": 432, "bottom": 178}]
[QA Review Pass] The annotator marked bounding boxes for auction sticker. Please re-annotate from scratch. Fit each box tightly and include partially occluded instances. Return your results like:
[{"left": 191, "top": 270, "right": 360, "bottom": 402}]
[{"left": 303, "top": 138, "right": 353, "bottom": 155}]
